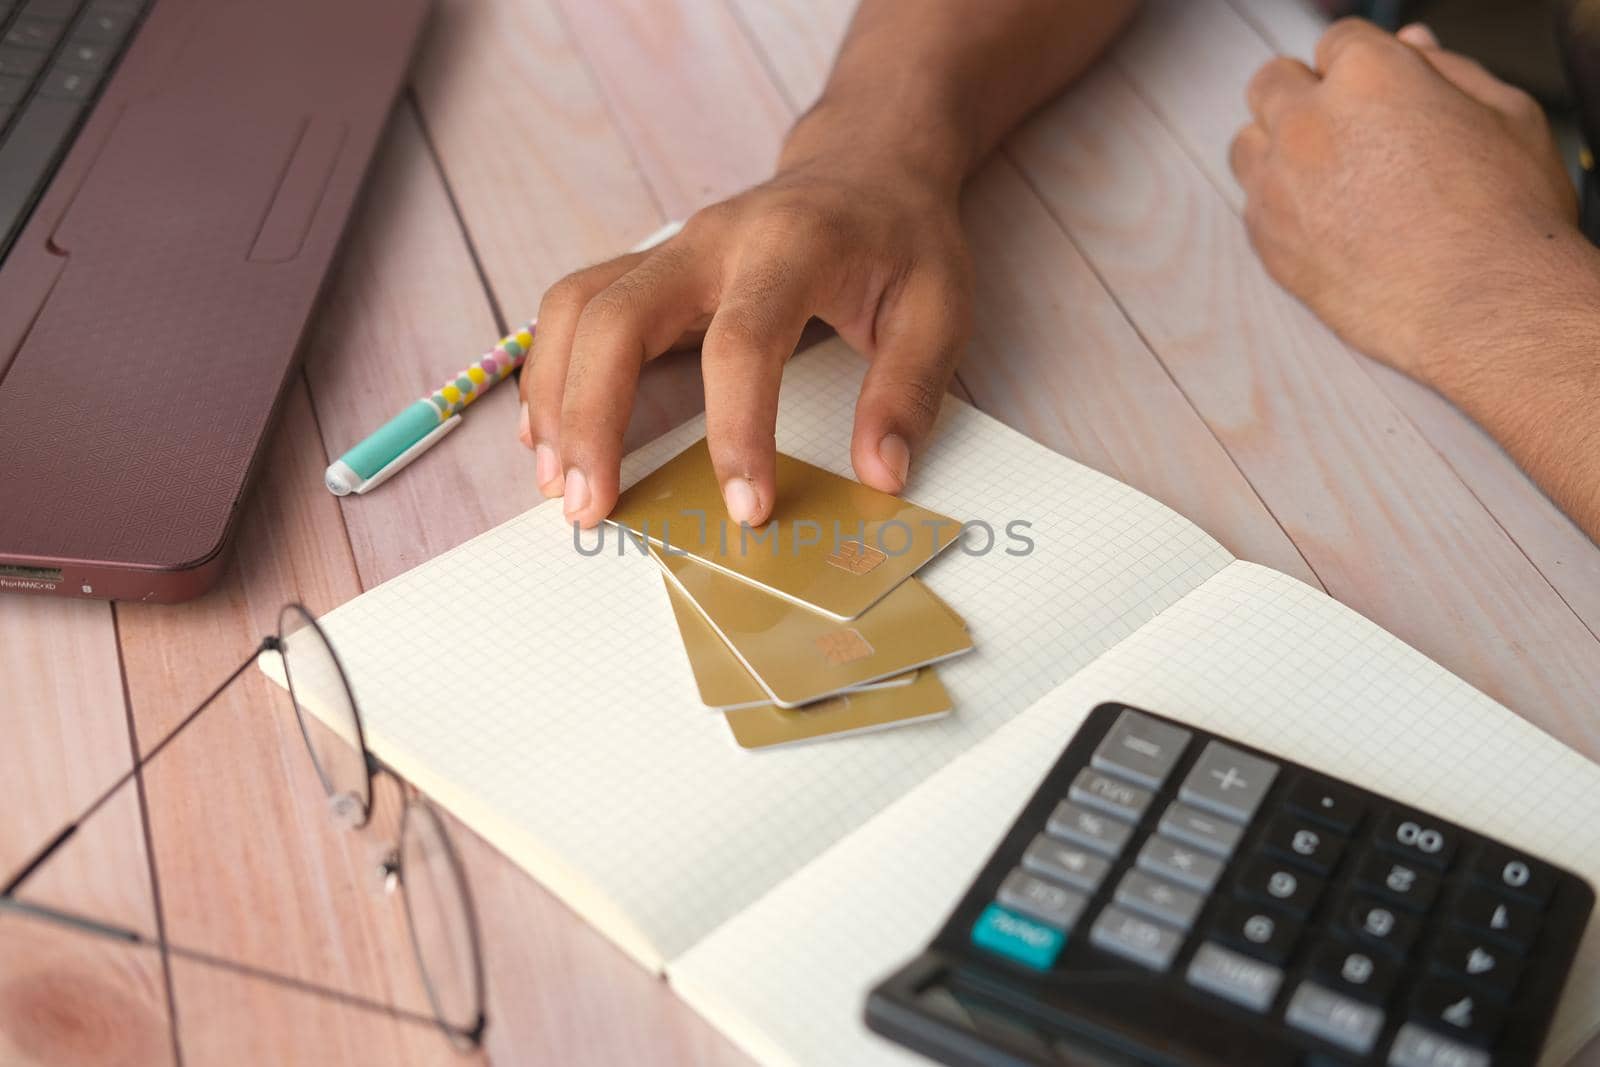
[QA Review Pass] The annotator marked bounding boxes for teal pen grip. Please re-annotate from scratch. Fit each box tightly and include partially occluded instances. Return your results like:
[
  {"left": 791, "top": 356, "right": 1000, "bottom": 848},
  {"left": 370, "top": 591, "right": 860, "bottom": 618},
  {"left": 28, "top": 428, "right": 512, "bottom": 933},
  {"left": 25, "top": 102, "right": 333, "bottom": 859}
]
[{"left": 338, "top": 401, "right": 443, "bottom": 480}]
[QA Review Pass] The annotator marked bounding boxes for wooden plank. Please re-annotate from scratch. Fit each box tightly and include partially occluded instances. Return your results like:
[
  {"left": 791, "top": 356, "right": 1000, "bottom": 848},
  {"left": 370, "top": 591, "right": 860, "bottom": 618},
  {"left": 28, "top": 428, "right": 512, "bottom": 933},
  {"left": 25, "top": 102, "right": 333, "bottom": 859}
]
[
  {"left": 550, "top": 0, "right": 792, "bottom": 218},
  {"left": 2, "top": 598, "right": 153, "bottom": 932},
  {"left": 0, "top": 596, "right": 173, "bottom": 1064},
  {"left": 0, "top": 917, "right": 172, "bottom": 1066},
  {"left": 1114, "top": 0, "right": 1600, "bottom": 696},
  {"left": 1004, "top": 59, "right": 1600, "bottom": 759},
  {"left": 960, "top": 159, "right": 1317, "bottom": 583},
  {"left": 724, "top": 0, "right": 854, "bottom": 111},
  {"left": 1225, "top": 0, "right": 1327, "bottom": 59},
  {"left": 409, "top": 0, "right": 708, "bottom": 451},
  {"left": 304, "top": 106, "right": 540, "bottom": 587},
  {"left": 409, "top": 0, "right": 664, "bottom": 306},
  {"left": 113, "top": 378, "right": 447, "bottom": 1061}
]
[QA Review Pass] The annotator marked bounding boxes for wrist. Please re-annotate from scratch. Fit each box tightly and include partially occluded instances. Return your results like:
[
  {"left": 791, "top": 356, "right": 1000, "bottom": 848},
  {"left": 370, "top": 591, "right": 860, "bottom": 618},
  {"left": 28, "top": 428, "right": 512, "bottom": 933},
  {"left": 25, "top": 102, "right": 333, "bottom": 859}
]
[
  {"left": 1422, "top": 229, "right": 1600, "bottom": 410},
  {"left": 778, "top": 87, "right": 973, "bottom": 202}
]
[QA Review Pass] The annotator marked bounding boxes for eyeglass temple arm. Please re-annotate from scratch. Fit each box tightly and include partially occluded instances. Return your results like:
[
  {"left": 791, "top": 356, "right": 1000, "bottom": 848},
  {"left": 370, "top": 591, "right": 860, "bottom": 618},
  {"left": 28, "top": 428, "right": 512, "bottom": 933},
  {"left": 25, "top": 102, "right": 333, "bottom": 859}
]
[
  {"left": 0, "top": 895, "right": 472, "bottom": 1039},
  {"left": 1, "top": 643, "right": 271, "bottom": 897}
]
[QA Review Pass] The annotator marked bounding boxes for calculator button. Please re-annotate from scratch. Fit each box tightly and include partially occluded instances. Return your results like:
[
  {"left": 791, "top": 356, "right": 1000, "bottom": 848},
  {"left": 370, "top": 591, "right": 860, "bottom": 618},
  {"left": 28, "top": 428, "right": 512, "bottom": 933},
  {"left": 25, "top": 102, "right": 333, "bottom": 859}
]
[
  {"left": 1469, "top": 844, "right": 1555, "bottom": 907},
  {"left": 1158, "top": 801, "right": 1244, "bottom": 859},
  {"left": 1068, "top": 768, "right": 1152, "bottom": 822},
  {"left": 1113, "top": 869, "right": 1203, "bottom": 930},
  {"left": 1448, "top": 887, "right": 1539, "bottom": 952},
  {"left": 1209, "top": 898, "right": 1301, "bottom": 966},
  {"left": 1235, "top": 856, "right": 1324, "bottom": 919},
  {"left": 1409, "top": 980, "right": 1503, "bottom": 1047},
  {"left": 1286, "top": 774, "right": 1365, "bottom": 834},
  {"left": 1046, "top": 800, "right": 1132, "bottom": 858},
  {"left": 1178, "top": 741, "right": 1279, "bottom": 824},
  {"left": 1309, "top": 941, "right": 1399, "bottom": 1002},
  {"left": 1261, "top": 815, "right": 1345, "bottom": 877},
  {"left": 1285, "top": 982, "right": 1385, "bottom": 1055},
  {"left": 1375, "top": 810, "right": 1458, "bottom": 871},
  {"left": 1137, "top": 835, "right": 1224, "bottom": 893},
  {"left": 1355, "top": 853, "right": 1440, "bottom": 913},
  {"left": 1088, "top": 904, "right": 1183, "bottom": 971},
  {"left": 997, "top": 869, "right": 1090, "bottom": 932},
  {"left": 1387, "top": 1023, "right": 1491, "bottom": 1067},
  {"left": 1021, "top": 834, "right": 1110, "bottom": 894},
  {"left": 1089, "top": 708, "right": 1191, "bottom": 790},
  {"left": 1428, "top": 930, "right": 1522, "bottom": 1001},
  {"left": 1345, "top": 897, "right": 1422, "bottom": 957},
  {"left": 1185, "top": 942, "right": 1284, "bottom": 1013},
  {"left": 971, "top": 903, "right": 1065, "bottom": 971}
]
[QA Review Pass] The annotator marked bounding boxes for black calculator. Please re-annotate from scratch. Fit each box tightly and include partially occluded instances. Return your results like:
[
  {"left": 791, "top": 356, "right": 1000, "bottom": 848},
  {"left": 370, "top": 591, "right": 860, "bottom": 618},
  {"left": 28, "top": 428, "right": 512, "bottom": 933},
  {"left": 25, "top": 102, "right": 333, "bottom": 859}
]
[{"left": 866, "top": 704, "right": 1594, "bottom": 1067}]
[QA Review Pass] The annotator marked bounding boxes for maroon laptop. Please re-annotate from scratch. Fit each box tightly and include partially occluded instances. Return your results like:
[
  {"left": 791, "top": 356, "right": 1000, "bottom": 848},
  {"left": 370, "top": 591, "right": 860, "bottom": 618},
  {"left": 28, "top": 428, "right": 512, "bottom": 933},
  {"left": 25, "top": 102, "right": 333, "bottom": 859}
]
[{"left": 0, "top": 0, "right": 430, "bottom": 602}]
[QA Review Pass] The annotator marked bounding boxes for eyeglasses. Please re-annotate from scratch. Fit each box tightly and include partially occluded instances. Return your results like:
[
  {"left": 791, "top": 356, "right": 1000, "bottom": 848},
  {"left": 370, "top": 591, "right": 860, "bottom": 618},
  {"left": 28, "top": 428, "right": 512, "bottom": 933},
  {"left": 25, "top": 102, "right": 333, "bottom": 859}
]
[{"left": 1, "top": 603, "right": 486, "bottom": 1051}]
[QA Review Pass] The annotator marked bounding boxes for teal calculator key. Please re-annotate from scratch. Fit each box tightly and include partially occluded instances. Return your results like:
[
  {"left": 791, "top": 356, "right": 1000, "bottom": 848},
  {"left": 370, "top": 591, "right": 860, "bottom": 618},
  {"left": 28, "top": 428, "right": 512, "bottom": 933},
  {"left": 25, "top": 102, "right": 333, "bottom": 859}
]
[{"left": 971, "top": 903, "right": 1066, "bottom": 970}]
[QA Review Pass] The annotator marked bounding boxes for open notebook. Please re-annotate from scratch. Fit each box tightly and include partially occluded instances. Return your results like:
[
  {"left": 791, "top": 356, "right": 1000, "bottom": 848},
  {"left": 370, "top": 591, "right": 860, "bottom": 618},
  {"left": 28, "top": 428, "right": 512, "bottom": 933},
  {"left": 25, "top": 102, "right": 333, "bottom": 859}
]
[{"left": 262, "top": 339, "right": 1600, "bottom": 1066}]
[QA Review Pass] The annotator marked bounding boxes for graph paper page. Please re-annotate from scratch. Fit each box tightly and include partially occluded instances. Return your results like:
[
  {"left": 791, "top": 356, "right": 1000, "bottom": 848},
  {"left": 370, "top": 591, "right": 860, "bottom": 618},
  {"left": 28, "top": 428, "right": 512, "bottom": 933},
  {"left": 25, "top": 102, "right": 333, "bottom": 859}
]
[
  {"left": 673, "top": 561, "right": 1600, "bottom": 1067},
  {"left": 260, "top": 337, "right": 1230, "bottom": 968}
]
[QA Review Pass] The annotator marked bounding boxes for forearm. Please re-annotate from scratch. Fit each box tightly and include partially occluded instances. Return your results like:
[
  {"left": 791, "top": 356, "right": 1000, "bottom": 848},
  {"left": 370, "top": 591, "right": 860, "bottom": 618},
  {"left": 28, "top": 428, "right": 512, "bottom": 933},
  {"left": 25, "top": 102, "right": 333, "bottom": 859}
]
[
  {"left": 780, "top": 0, "right": 1140, "bottom": 193},
  {"left": 1428, "top": 234, "right": 1600, "bottom": 543}
]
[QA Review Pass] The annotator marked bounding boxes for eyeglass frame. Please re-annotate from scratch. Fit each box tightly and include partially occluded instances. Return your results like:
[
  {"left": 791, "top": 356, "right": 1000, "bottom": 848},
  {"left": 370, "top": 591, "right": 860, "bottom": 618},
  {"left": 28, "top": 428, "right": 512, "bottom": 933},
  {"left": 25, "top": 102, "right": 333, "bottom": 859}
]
[{"left": 0, "top": 603, "right": 488, "bottom": 1052}]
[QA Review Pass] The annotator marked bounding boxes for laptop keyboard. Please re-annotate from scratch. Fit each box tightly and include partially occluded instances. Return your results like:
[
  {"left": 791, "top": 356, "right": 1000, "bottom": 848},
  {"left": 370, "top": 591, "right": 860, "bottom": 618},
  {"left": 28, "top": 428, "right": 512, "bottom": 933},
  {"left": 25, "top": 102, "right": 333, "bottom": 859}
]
[{"left": 0, "top": 0, "right": 149, "bottom": 260}]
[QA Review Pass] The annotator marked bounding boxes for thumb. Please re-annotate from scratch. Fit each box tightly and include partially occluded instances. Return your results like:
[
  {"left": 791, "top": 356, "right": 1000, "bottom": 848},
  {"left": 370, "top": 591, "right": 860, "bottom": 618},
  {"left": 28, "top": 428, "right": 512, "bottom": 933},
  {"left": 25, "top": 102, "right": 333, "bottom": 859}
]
[{"left": 850, "top": 267, "right": 972, "bottom": 493}]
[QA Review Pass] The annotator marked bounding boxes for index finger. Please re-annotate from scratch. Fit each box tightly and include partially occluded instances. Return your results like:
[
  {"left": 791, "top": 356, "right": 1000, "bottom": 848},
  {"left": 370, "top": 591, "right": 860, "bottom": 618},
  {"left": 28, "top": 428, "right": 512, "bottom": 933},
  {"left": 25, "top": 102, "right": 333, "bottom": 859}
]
[
  {"left": 1314, "top": 17, "right": 1397, "bottom": 75},
  {"left": 558, "top": 243, "right": 717, "bottom": 527}
]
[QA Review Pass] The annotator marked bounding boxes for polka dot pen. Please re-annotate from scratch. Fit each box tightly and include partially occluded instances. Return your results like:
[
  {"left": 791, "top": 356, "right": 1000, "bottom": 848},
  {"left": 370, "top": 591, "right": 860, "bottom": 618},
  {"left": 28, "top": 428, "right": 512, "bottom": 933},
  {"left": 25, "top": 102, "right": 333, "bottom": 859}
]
[
  {"left": 324, "top": 323, "right": 536, "bottom": 495},
  {"left": 323, "top": 219, "right": 684, "bottom": 497}
]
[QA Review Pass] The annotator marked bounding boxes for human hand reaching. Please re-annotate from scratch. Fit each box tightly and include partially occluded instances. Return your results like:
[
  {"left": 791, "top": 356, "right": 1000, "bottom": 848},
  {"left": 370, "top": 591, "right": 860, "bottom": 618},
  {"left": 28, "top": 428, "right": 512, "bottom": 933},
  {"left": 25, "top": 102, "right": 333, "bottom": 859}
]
[
  {"left": 518, "top": 130, "right": 973, "bottom": 529},
  {"left": 1230, "top": 19, "right": 1579, "bottom": 387}
]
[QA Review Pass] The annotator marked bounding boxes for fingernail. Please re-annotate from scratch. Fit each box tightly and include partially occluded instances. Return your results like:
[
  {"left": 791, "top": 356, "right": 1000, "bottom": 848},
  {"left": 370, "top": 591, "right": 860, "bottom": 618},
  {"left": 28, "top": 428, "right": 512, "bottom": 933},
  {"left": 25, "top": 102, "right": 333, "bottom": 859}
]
[
  {"left": 563, "top": 467, "right": 590, "bottom": 518},
  {"left": 535, "top": 443, "right": 562, "bottom": 494},
  {"left": 517, "top": 402, "right": 533, "bottom": 448},
  {"left": 878, "top": 433, "right": 911, "bottom": 488},
  {"left": 1398, "top": 22, "right": 1437, "bottom": 47},
  {"left": 723, "top": 477, "right": 760, "bottom": 525}
]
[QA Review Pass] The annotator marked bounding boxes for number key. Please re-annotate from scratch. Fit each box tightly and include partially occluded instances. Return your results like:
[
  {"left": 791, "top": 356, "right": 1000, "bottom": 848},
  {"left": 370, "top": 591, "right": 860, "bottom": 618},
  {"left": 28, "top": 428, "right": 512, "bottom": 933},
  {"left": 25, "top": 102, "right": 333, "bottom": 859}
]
[
  {"left": 1309, "top": 941, "right": 1399, "bottom": 1002},
  {"left": 1209, "top": 898, "right": 1301, "bottom": 966},
  {"left": 1469, "top": 843, "right": 1555, "bottom": 907},
  {"left": 1344, "top": 896, "right": 1421, "bottom": 957},
  {"left": 1261, "top": 815, "right": 1344, "bottom": 877},
  {"left": 1354, "top": 852, "right": 1440, "bottom": 913},
  {"left": 1235, "top": 856, "right": 1324, "bottom": 919},
  {"left": 1376, "top": 810, "right": 1458, "bottom": 870}
]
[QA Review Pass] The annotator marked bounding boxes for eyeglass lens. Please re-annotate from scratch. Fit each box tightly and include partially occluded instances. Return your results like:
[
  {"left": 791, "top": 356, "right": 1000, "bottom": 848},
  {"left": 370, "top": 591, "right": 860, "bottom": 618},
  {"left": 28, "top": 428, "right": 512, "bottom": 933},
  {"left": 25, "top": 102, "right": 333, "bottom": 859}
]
[
  {"left": 401, "top": 800, "right": 484, "bottom": 1042},
  {"left": 277, "top": 604, "right": 371, "bottom": 824}
]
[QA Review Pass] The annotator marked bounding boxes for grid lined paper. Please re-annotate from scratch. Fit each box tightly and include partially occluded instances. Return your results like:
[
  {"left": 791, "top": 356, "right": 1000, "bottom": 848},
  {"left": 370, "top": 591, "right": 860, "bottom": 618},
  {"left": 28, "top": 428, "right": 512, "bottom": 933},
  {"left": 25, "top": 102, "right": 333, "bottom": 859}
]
[
  {"left": 261, "top": 337, "right": 1231, "bottom": 969},
  {"left": 672, "top": 561, "right": 1600, "bottom": 1067}
]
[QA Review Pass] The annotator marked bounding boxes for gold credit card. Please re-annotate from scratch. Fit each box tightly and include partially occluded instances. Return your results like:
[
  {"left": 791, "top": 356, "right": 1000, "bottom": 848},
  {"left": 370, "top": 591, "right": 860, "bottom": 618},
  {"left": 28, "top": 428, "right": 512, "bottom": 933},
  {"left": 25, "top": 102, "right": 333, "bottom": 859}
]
[
  {"left": 654, "top": 546, "right": 973, "bottom": 708},
  {"left": 723, "top": 670, "right": 953, "bottom": 750},
  {"left": 661, "top": 577, "right": 916, "bottom": 710},
  {"left": 609, "top": 438, "right": 961, "bottom": 620}
]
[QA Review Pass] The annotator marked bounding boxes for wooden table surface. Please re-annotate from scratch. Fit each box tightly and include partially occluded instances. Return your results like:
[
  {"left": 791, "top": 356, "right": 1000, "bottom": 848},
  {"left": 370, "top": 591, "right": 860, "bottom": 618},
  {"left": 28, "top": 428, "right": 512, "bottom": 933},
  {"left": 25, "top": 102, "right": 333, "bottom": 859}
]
[{"left": 5, "top": 0, "right": 1599, "bottom": 1064}]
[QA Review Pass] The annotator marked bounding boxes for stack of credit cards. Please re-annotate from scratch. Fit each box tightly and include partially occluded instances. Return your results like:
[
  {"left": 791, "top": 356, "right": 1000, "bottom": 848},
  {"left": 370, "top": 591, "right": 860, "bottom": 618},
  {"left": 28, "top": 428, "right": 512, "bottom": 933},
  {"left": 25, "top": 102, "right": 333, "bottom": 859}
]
[{"left": 607, "top": 439, "right": 973, "bottom": 749}]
